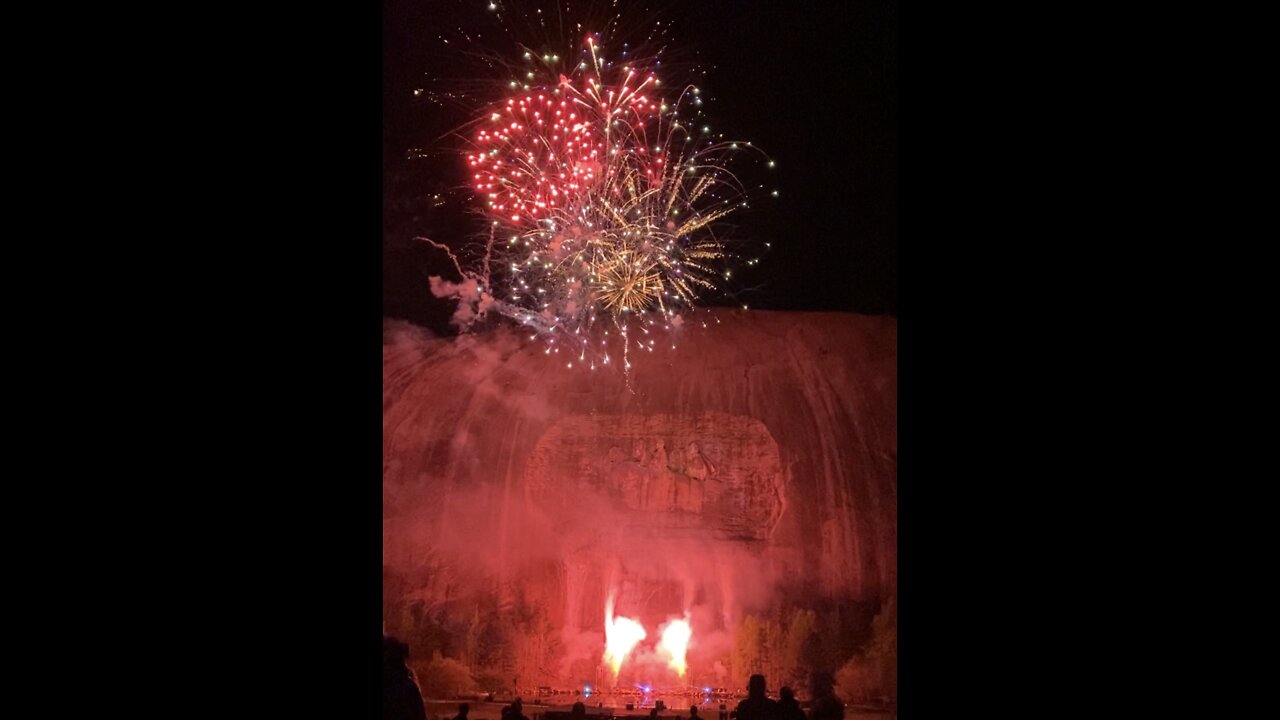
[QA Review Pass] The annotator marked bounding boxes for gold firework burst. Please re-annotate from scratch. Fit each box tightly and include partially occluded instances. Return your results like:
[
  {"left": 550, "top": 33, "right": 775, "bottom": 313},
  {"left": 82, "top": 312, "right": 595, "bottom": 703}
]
[{"left": 593, "top": 249, "right": 663, "bottom": 313}]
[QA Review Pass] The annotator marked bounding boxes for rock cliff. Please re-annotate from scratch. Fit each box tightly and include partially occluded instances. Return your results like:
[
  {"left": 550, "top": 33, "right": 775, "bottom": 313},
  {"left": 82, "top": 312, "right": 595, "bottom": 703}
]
[{"left": 383, "top": 309, "right": 896, "bottom": 687}]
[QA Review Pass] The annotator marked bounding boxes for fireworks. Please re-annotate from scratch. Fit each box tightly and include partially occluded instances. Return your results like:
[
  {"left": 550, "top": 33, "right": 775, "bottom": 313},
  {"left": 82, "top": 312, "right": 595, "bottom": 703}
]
[
  {"left": 424, "top": 22, "right": 772, "bottom": 374},
  {"left": 603, "top": 596, "right": 647, "bottom": 681},
  {"left": 657, "top": 616, "right": 693, "bottom": 678},
  {"left": 602, "top": 596, "right": 695, "bottom": 681}
]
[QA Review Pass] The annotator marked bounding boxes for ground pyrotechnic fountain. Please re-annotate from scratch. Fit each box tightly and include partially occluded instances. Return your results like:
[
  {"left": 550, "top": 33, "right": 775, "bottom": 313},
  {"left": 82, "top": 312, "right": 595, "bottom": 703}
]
[
  {"left": 657, "top": 616, "right": 692, "bottom": 679},
  {"left": 603, "top": 596, "right": 647, "bottom": 681}
]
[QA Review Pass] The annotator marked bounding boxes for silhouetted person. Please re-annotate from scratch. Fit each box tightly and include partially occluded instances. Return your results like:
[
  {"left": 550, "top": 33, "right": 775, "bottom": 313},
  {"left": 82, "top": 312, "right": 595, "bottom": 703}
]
[
  {"left": 735, "top": 675, "right": 778, "bottom": 720},
  {"left": 454, "top": 703, "right": 471, "bottom": 720},
  {"left": 508, "top": 698, "right": 530, "bottom": 720},
  {"left": 571, "top": 702, "right": 587, "bottom": 720},
  {"left": 807, "top": 673, "right": 843, "bottom": 720},
  {"left": 690, "top": 706, "right": 701, "bottom": 720},
  {"left": 777, "top": 688, "right": 804, "bottom": 720},
  {"left": 383, "top": 636, "right": 426, "bottom": 720},
  {"left": 649, "top": 708, "right": 660, "bottom": 720}
]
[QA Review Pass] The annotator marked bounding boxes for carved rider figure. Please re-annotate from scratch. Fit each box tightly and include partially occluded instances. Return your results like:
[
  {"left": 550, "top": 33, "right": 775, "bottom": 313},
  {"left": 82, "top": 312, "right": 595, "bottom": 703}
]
[
  {"left": 686, "top": 442, "right": 715, "bottom": 481},
  {"left": 651, "top": 439, "right": 669, "bottom": 472},
  {"left": 646, "top": 439, "right": 675, "bottom": 511},
  {"left": 682, "top": 442, "right": 715, "bottom": 513}
]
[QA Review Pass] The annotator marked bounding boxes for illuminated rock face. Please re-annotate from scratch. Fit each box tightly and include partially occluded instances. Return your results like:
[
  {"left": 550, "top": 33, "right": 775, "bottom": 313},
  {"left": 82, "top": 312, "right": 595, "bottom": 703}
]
[
  {"left": 524, "top": 412, "right": 784, "bottom": 539},
  {"left": 383, "top": 309, "right": 896, "bottom": 687}
]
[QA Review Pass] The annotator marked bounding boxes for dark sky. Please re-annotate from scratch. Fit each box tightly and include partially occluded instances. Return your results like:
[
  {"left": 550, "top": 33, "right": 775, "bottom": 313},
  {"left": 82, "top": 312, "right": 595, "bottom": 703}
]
[{"left": 384, "top": 0, "right": 896, "bottom": 329}]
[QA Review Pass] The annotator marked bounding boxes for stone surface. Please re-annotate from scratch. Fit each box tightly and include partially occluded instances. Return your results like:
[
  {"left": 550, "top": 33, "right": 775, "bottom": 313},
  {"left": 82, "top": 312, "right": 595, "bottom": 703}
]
[{"left": 383, "top": 309, "right": 896, "bottom": 686}]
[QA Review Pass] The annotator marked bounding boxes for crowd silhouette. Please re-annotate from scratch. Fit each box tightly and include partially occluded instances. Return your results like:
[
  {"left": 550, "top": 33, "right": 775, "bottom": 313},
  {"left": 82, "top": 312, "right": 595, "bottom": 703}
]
[
  {"left": 384, "top": 635, "right": 427, "bottom": 720},
  {"left": 383, "top": 638, "right": 846, "bottom": 720},
  {"left": 776, "top": 687, "right": 804, "bottom": 720}
]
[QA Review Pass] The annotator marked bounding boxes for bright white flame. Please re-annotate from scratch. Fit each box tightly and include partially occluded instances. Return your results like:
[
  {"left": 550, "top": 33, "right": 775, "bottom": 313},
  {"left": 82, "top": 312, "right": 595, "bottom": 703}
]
[
  {"left": 603, "top": 597, "right": 646, "bottom": 680},
  {"left": 658, "top": 616, "right": 693, "bottom": 678}
]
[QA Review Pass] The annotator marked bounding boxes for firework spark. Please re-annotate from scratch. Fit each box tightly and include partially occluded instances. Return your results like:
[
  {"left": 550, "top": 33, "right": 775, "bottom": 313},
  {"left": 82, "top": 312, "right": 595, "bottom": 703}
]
[{"left": 427, "top": 26, "right": 771, "bottom": 374}]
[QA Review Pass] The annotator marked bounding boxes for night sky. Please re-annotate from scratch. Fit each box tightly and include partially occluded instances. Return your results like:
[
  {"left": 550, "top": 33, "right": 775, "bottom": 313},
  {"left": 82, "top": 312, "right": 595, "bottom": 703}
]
[{"left": 384, "top": 0, "right": 896, "bottom": 331}]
